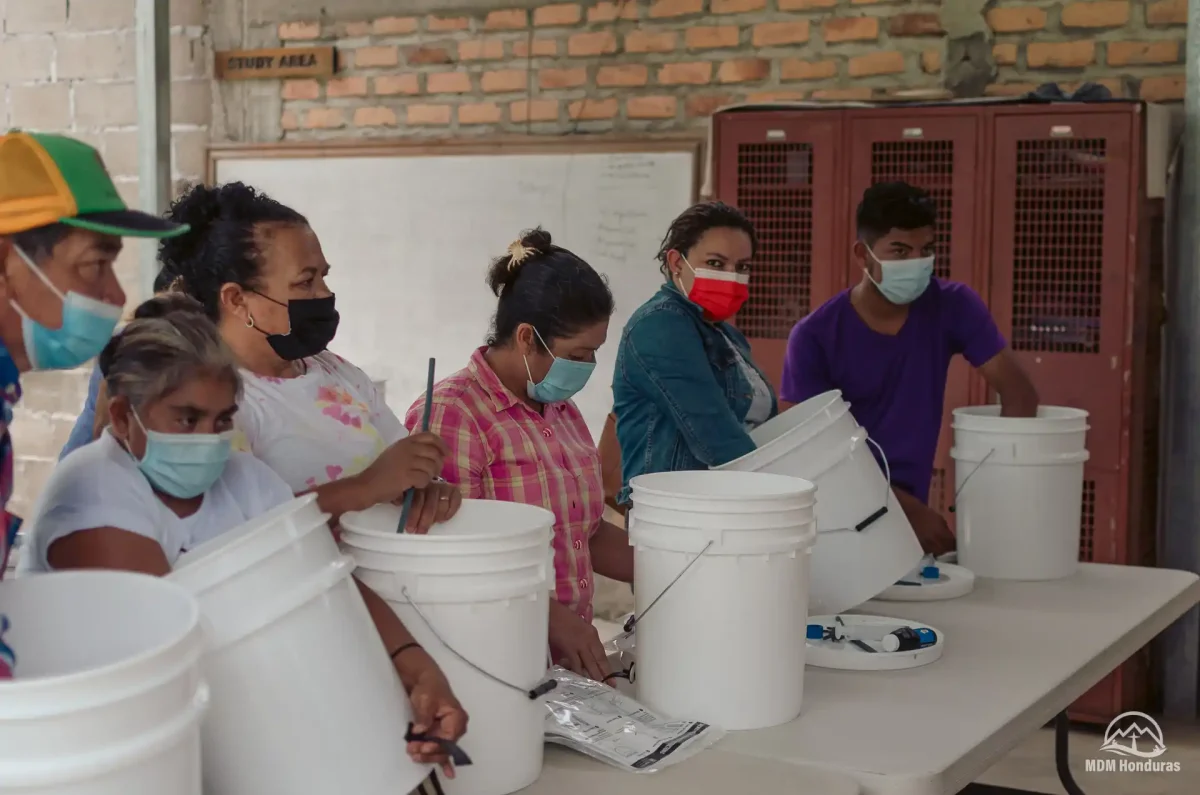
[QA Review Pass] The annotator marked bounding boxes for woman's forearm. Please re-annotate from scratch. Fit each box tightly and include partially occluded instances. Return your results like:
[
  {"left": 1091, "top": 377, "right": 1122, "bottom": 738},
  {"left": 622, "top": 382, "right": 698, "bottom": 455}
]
[
  {"left": 354, "top": 576, "right": 435, "bottom": 691},
  {"left": 589, "top": 521, "right": 634, "bottom": 584},
  {"left": 310, "top": 476, "right": 371, "bottom": 524}
]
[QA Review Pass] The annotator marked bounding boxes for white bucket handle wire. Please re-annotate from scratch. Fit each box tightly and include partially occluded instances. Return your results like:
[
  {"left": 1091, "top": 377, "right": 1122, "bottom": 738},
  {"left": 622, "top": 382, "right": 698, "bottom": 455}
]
[
  {"left": 822, "top": 435, "right": 892, "bottom": 535},
  {"left": 397, "top": 586, "right": 557, "bottom": 703},
  {"left": 620, "top": 539, "right": 715, "bottom": 636},
  {"left": 947, "top": 448, "right": 996, "bottom": 514}
]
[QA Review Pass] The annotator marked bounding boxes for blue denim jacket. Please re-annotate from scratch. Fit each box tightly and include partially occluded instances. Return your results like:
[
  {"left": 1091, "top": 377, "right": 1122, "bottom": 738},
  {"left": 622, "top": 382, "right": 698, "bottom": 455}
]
[
  {"left": 59, "top": 363, "right": 102, "bottom": 461},
  {"left": 612, "top": 284, "right": 778, "bottom": 505}
]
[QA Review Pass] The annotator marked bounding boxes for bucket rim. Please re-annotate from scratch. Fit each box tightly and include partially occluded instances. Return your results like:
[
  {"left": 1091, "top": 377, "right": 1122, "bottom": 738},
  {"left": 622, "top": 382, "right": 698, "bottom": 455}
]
[
  {"left": 951, "top": 405, "right": 1089, "bottom": 422},
  {"left": 630, "top": 470, "right": 815, "bottom": 501},
  {"left": 721, "top": 390, "right": 849, "bottom": 468},
  {"left": 341, "top": 499, "right": 556, "bottom": 546},
  {"left": 0, "top": 570, "right": 202, "bottom": 698},
  {"left": 341, "top": 523, "right": 553, "bottom": 551},
  {"left": 172, "top": 493, "right": 326, "bottom": 584}
]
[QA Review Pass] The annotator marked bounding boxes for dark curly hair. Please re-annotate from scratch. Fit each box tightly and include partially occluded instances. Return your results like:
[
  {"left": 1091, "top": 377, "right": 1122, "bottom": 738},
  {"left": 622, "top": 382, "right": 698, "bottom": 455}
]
[
  {"left": 655, "top": 201, "right": 758, "bottom": 276},
  {"left": 485, "top": 228, "right": 613, "bottom": 351},
  {"left": 158, "top": 182, "right": 307, "bottom": 319},
  {"left": 855, "top": 181, "right": 937, "bottom": 244}
]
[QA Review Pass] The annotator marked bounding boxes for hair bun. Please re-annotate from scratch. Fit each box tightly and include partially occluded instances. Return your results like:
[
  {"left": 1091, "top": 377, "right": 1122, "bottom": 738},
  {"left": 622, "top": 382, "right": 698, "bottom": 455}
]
[
  {"left": 486, "top": 227, "right": 553, "bottom": 297},
  {"left": 158, "top": 183, "right": 224, "bottom": 272},
  {"left": 519, "top": 228, "right": 552, "bottom": 252}
]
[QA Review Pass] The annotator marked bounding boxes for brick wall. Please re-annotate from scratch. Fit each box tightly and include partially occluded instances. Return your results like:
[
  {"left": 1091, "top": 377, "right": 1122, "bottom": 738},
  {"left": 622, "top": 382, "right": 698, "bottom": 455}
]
[
  {"left": 0, "top": 0, "right": 1190, "bottom": 525},
  {"left": 265, "top": 0, "right": 1188, "bottom": 139},
  {"left": 0, "top": 0, "right": 212, "bottom": 516}
]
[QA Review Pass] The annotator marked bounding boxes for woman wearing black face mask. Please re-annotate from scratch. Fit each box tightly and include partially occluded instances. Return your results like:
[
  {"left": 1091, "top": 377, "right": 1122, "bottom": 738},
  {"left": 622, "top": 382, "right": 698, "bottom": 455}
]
[
  {"left": 161, "top": 182, "right": 460, "bottom": 529},
  {"left": 161, "top": 183, "right": 468, "bottom": 781}
]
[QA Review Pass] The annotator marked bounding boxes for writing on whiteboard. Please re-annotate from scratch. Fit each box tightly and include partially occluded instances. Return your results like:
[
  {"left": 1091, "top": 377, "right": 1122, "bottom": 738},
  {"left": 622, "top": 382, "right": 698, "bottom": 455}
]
[{"left": 595, "top": 209, "right": 650, "bottom": 266}]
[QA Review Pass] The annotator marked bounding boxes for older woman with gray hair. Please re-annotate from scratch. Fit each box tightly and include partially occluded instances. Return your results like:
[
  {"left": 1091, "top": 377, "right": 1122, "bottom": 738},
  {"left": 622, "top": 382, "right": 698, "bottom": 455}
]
[
  {"left": 19, "top": 292, "right": 294, "bottom": 575},
  {"left": 17, "top": 292, "right": 471, "bottom": 783}
]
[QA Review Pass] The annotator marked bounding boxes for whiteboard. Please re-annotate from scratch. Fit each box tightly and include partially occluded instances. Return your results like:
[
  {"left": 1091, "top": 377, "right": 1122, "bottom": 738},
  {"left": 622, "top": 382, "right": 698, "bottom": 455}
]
[{"left": 213, "top": 141, "right": 698, "bottom": 441}]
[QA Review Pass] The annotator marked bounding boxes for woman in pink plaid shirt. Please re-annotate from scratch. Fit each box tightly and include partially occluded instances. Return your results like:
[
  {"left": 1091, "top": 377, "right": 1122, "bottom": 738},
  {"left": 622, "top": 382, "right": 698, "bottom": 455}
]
[{"left": 407, "top": 229, "right": 634, "bottom": 682}]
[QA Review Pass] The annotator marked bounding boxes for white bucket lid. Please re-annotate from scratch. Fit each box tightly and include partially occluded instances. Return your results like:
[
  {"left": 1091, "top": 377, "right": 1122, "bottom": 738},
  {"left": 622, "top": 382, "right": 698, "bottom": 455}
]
[
  {"left": 171, "top": 494, "right": 329, "bottom": 595},
  {"left": 875, "top": 562, "right": 975, "bottom": 602},
  {"left": 805, "top": 614, "right": 945, "bottom": 671}
]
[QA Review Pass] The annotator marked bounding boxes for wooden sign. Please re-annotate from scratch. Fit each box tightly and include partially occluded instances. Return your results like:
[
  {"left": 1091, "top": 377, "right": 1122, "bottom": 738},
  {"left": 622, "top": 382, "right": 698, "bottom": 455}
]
[{"left": 215, "top": 47, "right": 335, "bottom": 81}]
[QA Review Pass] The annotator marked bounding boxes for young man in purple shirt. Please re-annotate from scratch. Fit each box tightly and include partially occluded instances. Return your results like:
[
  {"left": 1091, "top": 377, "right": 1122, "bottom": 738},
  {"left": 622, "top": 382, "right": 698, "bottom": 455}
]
[{"left": 781, "top": 181, "right": 1038, "bottom": 554}]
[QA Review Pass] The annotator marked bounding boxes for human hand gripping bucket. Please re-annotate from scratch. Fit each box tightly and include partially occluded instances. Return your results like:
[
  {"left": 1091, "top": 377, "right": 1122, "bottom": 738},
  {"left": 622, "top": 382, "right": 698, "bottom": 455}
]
[
  {"left": 168, "top": 494, "right": 430, "bottom": 795},
  {"left": 0, "top": 570, "right": 207, "bottom": 795},
  {"left": 627, "top": 470, "right": 817, "bottom": 731},
  {"left": 951, "top": 405, "right": 1090, "bottom": 580},
  {"left": 714, "top": 390, "right": 924, "bottom": 614},
  {"left": 340, "top": 500, "right": 555, "bottom": 795}
]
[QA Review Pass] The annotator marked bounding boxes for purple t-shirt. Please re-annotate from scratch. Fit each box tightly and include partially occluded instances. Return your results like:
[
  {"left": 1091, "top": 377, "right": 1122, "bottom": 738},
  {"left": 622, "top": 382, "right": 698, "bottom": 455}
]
[{"left": 780, "top": 279, "right": 1006, "bottom": 503}]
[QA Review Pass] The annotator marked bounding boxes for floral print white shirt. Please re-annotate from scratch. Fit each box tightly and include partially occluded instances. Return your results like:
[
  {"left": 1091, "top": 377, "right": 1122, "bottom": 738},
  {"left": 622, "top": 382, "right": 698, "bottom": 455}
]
[{"left": 233, "top": 351, "right": 406, "bottom": 493}]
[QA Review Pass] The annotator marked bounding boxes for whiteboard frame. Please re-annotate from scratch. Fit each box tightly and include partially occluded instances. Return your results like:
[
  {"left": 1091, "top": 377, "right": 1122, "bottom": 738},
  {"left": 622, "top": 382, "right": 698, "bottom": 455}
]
[{"left": 207, "top": 135, "right": 705, "bottom": 198}]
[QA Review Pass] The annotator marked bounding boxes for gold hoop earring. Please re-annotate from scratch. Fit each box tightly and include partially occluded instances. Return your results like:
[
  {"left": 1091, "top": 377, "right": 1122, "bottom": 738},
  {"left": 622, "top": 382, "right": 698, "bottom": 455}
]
[{"left": 245, "top": 314, "right": 255, "bottom": 329}]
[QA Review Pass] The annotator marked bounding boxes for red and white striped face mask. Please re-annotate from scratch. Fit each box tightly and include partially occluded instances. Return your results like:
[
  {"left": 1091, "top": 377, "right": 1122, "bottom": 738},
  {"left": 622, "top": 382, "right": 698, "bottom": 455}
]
[{"left": 677, "top": 256, "right": 749, "bottom": 322}]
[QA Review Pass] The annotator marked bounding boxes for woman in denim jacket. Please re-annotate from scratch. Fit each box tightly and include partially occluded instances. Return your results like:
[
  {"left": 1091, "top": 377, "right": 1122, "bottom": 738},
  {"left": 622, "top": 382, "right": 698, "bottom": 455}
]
[{"left": 611, "top": 202, "right": 777, "bottom": 506}]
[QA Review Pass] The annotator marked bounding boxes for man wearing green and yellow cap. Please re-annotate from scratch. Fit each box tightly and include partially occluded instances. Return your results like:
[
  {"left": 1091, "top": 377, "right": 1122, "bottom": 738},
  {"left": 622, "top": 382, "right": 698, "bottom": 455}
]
[{"left": 0, "top": 131, "right": 188, "bottom": 591}]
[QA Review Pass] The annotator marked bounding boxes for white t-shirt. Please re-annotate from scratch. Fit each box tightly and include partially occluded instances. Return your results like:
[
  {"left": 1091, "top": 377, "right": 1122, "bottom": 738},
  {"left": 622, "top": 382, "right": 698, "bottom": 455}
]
[
  {"left": 17, "top": 432, "right": 294, "bottom": 574},
  {"left": 234, "top": 351, "right": 406, "bottom": 493}
]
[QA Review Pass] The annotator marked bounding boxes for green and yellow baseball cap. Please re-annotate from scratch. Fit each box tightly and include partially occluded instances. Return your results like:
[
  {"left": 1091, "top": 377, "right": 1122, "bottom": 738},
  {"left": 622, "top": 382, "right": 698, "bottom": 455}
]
[{"left": 0, "top": 131, "right": 188, "bottom": 238}]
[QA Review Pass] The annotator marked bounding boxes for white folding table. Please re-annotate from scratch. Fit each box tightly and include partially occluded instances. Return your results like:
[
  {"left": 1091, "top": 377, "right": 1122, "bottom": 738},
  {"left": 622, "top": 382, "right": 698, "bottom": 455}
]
[
  {"left": 520, "top": 746, "right": 860, "bottom": 794},
  {"left": 714, "top": 564, "right": 1200, "bottom": 795}
]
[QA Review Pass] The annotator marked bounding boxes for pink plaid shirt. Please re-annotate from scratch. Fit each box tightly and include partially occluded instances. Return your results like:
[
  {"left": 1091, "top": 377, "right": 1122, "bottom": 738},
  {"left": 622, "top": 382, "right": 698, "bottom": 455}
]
[{"left": 405, "top": 348, "right": 603, "bottom": 621}]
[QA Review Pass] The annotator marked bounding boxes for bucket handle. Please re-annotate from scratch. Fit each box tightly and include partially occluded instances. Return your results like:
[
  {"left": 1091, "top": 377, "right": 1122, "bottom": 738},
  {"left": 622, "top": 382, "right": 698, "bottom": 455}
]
[
  {"left": 822, "top": 435, "right": 893, "bottom": 535},
  {"left": 397, "top": 586, "right": 557, "bottom": 702},
  {"left": 947, "top": 448, "right": 995, "bottom": 514},
  {"left": 621, "top": 540, "right": 715, "bottom": 635}
]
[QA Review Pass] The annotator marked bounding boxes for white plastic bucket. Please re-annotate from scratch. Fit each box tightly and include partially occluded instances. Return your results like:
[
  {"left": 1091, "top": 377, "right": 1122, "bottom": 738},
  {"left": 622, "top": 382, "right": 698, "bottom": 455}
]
[
  {"left": 341, "top": 500, "right": 555, "bottom": 795},
  {"left": 169, "top": 494, "right": 429, "bottom": 795},
  {"left": 628, "top": 470, "right": 816, "bottom": 731},
  {"left": 715, "top": 390, "right": 924, "bottom": 615},
  {"left": 0, "top": 570, "right": 206, "bottom": 795},
  {"left": 951, "top": 406, "right": 1090, "bottom": 581}
]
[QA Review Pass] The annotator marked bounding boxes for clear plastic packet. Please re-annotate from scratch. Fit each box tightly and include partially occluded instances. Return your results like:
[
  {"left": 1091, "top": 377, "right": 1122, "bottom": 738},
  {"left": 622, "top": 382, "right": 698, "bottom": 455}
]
[
  {"left": 542, "top": 666, "right": 724, "bottom": 774},
  {"left": 602, "top": 613, "right": 637, "bottom": 676}
]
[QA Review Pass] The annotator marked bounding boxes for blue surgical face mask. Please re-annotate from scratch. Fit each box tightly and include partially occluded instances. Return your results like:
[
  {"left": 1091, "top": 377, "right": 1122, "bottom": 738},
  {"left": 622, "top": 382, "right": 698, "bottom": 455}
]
[
  {"left": 524, "top": 328, "right": 595, "bottom": 404},
  {"left": 126, "top": 411, "right": 234, "bottom": 499},
  {"left": 12, "top": 245, "right": 123, "bottom": 371},
  {"left": 866, "top": 249, "right": 935, "bottom": 306}
]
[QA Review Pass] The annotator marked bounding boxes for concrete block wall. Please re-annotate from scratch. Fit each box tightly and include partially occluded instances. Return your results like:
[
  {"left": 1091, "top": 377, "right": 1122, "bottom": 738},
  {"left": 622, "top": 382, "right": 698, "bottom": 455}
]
[
  {"left": 0, "top": 0, "right": 211, "bottom": 517},
  {"left": 264, "top": 0, "right": 1188, "bottom": 140}
]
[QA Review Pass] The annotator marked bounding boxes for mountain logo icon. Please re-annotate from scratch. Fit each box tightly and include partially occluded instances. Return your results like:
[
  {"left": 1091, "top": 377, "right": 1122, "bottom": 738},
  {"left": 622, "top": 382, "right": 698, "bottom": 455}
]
[{"left": 1099, "top": 711, "right": 1167, "bottom": 759}]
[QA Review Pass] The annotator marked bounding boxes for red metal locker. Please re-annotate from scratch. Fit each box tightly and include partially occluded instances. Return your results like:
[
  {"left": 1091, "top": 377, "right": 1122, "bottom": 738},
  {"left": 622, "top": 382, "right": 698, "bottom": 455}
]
[
  {"left": 986, "top": 107, "right": 1150, "bottom": 723},
  {"left": 845, "top": 111, "right": 985, "bottom": 523},
  {"left": 713, "top": 111, "right": 846, "bottom": 389},
  {"left": 987, "top": 112, "right": 1135, "bottom": 476}
]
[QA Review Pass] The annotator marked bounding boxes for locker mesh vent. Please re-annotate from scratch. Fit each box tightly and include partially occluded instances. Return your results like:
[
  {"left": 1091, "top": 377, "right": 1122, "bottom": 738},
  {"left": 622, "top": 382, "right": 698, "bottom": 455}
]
[
  {"left": 735, "top": 143, "right": 813, "bottom": 338},
  {"left": 1011, "top": 139, "right": 1106, "bottom": 354},
  {"left": 1079, "top": 479, "right": 1097, "bottom": 562}
]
